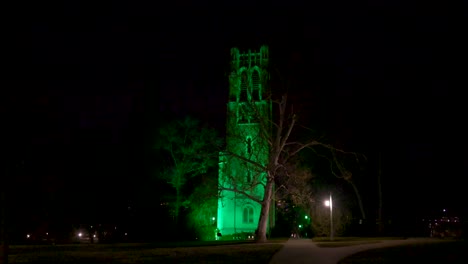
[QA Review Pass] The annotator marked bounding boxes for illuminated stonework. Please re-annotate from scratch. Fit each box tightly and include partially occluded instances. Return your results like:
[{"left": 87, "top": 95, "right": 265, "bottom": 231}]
[{"left": 217, "top": 46, "right": 274, "bottom": 238}]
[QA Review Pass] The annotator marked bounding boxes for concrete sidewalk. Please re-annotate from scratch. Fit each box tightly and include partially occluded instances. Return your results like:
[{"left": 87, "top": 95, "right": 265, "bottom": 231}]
[{"left": 269, "top": 238, "right": 450, "bottom": 264}]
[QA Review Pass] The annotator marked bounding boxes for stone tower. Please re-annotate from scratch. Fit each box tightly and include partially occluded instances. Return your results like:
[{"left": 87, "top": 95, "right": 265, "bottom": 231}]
[{"left": 217, "top": 46, "right": 274, "bottom": 238}]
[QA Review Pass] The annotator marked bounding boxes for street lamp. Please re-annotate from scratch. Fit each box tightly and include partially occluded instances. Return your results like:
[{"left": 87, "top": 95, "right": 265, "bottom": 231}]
[{"left": 324, "top": 192, "right": 333, "bottom": 241}]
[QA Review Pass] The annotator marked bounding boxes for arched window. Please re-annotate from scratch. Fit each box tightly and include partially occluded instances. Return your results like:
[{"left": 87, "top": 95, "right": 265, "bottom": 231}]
[
  {"left": 243, "top": 206, "right": 254, "bottom": 224},
  {"left": 251, "top": 70, "right": 260, "bottom": 101}
]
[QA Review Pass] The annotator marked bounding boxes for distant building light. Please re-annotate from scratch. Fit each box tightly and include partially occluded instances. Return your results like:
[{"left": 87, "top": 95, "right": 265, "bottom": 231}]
[
  {"left": 125, "top": 233, "right": 127, "bottom": 236},
  {"left": 93, "top": 234, "right": 96, "bottom": 238},
  {"left": 27, "top": 234, "right": 30, "bottom": 238},
  {"left": 78, "top": 233, "right": 82, "bottom": 237},
  {"left": 46, "top": 232, "right": 48, "bottom": 235}
]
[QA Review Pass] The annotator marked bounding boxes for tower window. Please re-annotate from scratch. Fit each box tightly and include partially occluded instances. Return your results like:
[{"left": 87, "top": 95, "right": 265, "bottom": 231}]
[
  {"left": 240, "top": 72, "right": 248, "bottom": 102},
  {"left": 243, "top": 206, "right": 254, "bottom": 224},
  {"left": 246, "top": 137, "right": 252, "bottom": 154},
  {"left": 246, "top": 170, "right": 252, "bottom": 183},
  {"left": 252, "top": 70, "right": 260, "bottom": 101}
]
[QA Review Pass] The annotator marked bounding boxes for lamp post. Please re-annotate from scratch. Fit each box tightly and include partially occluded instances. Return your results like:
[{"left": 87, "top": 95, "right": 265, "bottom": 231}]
[{"left": 324, "top": 192, "right": 333, "bottom": 241}]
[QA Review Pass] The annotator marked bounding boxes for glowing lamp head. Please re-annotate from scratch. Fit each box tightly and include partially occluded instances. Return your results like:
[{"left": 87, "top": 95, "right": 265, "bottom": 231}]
[{"left": 324, "top": 200, "right": 330, "bottom": 207}]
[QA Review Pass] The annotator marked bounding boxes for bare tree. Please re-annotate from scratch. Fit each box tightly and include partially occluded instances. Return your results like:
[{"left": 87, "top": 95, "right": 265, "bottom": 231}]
[
  {"left": 275, "top": 158, "right": 357, "bottom": 238},
  {"left": 330, "top": 150, "right": 367, "bottom": 221},
  {"left": 220, "top": 94, "right": 356, "bottom": 242},
  {"left": 279, "top": 159, "right": 315, "bottom": 209},
  {"left": 307, "top": 143, "right": 367, "bottom": 223}
]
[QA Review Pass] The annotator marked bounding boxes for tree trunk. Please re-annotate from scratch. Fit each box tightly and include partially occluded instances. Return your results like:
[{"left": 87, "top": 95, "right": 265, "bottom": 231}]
[
  {"left": 174, "top": 188, "right": 180, "bottom": 239},
  {"left": 377, "top": 151, "right": 383, "bottom": 234},
  {"left": 348, "top": 180, "right": 366, "bottom": 221},
  {"left": 256, "top": 177, "right": 274, "bottom": 243},
  {"left": 1, "top": 181, "right": 8, "bottom": 264}
]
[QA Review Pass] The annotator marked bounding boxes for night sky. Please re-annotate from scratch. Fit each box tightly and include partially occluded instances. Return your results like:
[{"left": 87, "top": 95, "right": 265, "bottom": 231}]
[{"left": 7, "top": 1, "right": 467, "bottom": 228}]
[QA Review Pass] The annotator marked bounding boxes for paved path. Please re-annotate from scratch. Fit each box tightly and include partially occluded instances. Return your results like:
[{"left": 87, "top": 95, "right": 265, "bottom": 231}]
[{"left": 269, "top": 238, "right": 451, "bottom": 264}]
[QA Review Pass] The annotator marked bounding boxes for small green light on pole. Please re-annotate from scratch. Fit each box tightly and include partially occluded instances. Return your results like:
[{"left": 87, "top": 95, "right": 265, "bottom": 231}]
[
  {"left": 212, "top": 217, "right": 216, "bottom": 221},
  {"left": 299, "top": 224, "right": 302, "bottom": 228},
  {"left": 305, "top": 215, "right": 308, "bottom": 219}
]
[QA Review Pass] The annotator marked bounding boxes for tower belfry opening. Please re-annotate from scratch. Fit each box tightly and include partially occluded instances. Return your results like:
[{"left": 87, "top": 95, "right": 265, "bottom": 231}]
[
  {"left": 240, "top": 72, "right": 248, "bottom": 102},
  {"left": 217, "top": 46, "right": 274, "bottom": 239},
  {"left": 252, "top": 70, "right": 260, "bottom": 101}
]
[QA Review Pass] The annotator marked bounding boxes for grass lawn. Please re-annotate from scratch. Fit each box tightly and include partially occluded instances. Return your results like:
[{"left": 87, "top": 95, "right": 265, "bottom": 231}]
[
  {"left": 313, "top": 237, "right": 406, "bottom": 248},
  {"left": 8, "top": 239, "right": 286, "bottom": 264},
  {"left": 338, "top": 240, "right": 467, "bottom": 264}
]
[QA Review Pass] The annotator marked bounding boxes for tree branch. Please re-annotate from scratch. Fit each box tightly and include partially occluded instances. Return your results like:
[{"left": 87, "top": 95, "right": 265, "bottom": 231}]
[
  {"left": 223, "top": 151, "right": 268, "bottom": 171},
  {"left": 219, "top": 187, "right": 263, "bottom": 204}
]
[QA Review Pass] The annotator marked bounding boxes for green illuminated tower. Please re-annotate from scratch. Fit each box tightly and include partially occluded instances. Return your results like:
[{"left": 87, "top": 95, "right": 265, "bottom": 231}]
[{"left": 217, "top": 46, "right": 274, "bottom": 238}]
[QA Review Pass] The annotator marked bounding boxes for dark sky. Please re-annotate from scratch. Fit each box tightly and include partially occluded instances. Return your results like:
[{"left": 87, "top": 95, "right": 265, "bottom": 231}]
[{"left": 7, "top": 0, "right": 467, "bottom": 226}]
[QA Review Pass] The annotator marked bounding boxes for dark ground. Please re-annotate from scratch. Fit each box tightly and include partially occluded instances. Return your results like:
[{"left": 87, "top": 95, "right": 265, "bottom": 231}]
[{"left": 339, "top": 239, "right": 467, "bottom": 264}]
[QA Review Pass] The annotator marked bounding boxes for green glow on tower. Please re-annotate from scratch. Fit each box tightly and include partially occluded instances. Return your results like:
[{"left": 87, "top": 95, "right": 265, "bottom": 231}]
[{"left": 217, "top": 46, "right": 274, "bottom": 238}]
